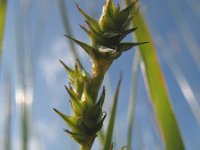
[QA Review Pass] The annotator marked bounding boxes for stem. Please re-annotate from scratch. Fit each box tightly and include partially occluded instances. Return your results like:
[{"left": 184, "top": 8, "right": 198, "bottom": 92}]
[
  {"left": 0, "top": 0, "right": 7, "bottom": 58},
  {"left": 80, "top": 144, "right": 91, "bottom": 150},
  {"left": 90, "top": 58, "right": 112, "bottom": 100},
  {"left": 80, "top": 139, "right": 94, "bottom": 150},
  {"left": 22, "top": 104, "right": 29, "bottom": 150}
]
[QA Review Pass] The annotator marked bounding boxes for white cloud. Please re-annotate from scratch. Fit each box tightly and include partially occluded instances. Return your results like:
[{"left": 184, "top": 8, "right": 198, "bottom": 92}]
[
  {"left": 39, "top": 37, "right": 74, "bottom": 88},
  {"left": 11, "top": 121, "right": 59, "bottom": 150},
  {"left": 34, "top": 121, "right": 59, "bottom": 142},
  {"left": 29, "top": 137, "right": 45, "bottom": 150},
  {"left": 39, "top": 37, "right": 90, "bottom": 88}
]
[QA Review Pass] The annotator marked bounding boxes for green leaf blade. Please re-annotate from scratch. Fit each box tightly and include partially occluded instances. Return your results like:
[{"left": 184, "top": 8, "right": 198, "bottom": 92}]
[
  {"left": 126, "top": 50, "right": 140, "bottom": 149},
  {"left": 0, "top": 0, "right": 7, "bottom": 58},
  {"left": 103, "top": 76, "right": 122, "bottom": 150},
  {"left": 125, "top": 0, "right": 185, "bottom": 150}
]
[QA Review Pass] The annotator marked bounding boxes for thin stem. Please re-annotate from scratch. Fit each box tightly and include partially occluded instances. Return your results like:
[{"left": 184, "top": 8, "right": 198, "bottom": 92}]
[
  {"left": 3, "top": 72, "right": 12, "bottom": 150},
  {"left": 80, "top": 144, "right": 91, "bottom": 150},
  {"left": 57, "top": 0, "right": 79, "bottom": 59},
  {"left": 90, "top": 58, "right": 112, "bottom": 100},
  {"left": 22, "top": 105, "right": 29, "bottom": 150},
  {"left": 80, "top": 139, "right": 94, "bottom": 150}
]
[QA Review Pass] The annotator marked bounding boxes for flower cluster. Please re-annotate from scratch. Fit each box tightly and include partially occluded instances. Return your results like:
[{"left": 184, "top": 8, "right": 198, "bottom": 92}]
[{"left": 54, "top": 0, "right": 146, "bottom": 149}]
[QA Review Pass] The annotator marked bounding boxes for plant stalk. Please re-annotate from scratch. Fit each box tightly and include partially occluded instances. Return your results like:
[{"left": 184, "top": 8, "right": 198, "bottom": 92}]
[
  {"left": 91, "top": 59, "right": 112, "bottom": 100},
  {"left": 80, "top": 139, "right": 94, "bottom": 150},
  {"left": 55, "top": 1, "right": 146, "bottom": 149},
  {"left": 0, "top": 0, "right": 7, "bottom": 58}
]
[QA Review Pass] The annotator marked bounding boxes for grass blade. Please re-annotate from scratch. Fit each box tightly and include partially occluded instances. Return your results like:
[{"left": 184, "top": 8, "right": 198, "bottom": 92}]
[
  {"left": 125, "top": 0, "right": 185, "bottom": 149},
  {"left": 3, "top": 72, "right": 12, "bottom": 150},
  {"left": 103, "top": 76, "right": 122, "bottom": 150},
  {"left": 166, "top": 0, "right": 200, "bottom": 72},
  {"left": 126, "top": 50, "right": 140, "bottom": 149},
  {"left": 98, "top": 74, "right": 114, "bottom": 145},
  {"left": 156, "top": 34, "right": 200, "bottom": 126},
  {"left": 13, "top": 1, "right": 33, "bottom": 149},
  {"left": 0, "top": 0, "right": 7, "bottom": 58},
  {"left": 57, "top": 0, "right": 79, "bottom": 59}
]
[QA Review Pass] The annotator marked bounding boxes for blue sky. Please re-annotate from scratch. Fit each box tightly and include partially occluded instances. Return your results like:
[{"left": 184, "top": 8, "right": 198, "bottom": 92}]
[{"left": 0, "top": 0, "right": 200, "bottom": 149}]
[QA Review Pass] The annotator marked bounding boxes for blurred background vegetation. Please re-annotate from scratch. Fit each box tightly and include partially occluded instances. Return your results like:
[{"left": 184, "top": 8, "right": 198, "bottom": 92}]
[{"left": 0, "top": 0, "right": 200, "bottom": 149}]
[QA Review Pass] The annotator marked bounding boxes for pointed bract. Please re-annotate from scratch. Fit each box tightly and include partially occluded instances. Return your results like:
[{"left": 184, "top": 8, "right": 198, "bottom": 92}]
[
  {"left": 53, "top": 108, "right": 84, "bottom": 133},
  {"left": 64, "top": 129, "right": 90, "bottom": 144},
  {"left": 76, "top": 4, "right": 101, "bottom": 33},
  {"left": 117, "top": 2, "right": 134, "bottom": 22},
  {"left": 65, "top": 35, "right": 94, "bottom": 57},
  {"left": 118, "top": 42, "right": 149, "bottom": 52}
]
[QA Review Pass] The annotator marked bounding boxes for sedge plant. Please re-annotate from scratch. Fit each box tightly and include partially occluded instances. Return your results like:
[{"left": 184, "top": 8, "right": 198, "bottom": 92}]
[{"left": 54, "top": 0, "right": 146, "bottom": 149}]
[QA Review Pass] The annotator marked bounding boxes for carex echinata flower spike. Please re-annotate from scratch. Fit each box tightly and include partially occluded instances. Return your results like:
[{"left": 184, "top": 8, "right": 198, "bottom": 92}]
[{"left": 54, "top": 0, "right": 147, "bottom": 149}]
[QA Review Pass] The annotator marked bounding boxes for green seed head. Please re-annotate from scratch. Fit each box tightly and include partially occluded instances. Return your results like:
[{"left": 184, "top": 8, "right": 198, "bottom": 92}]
[
  {"left": 54, "top": 0, "right": 147, "bottom": 148},
  {"left": 54, "top": 60, "right": 106, "bottom": 145},
  {"left": 74, "top": 0, "right": 147, "bottom": 63}
]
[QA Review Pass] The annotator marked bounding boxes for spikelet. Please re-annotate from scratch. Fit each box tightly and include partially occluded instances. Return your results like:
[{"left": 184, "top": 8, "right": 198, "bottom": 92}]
[{"left": 54, "top": 0, "right": 146, "bottom": 149}]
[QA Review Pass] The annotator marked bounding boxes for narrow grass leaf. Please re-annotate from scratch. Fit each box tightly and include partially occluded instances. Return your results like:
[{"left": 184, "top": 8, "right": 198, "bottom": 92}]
[
  {"left": 98, "top": 75, "right": 113, "bottom": 145},
  {"left": 125, "top": 0, "right": 185, "bottom": 149},
  {"left": 0, "top": 0, "right": 7, "bottom": 58},
  {"left": 57, "top": 0, "right": 79, "bottom": 59},
  {"left": 126, "top": 50, "right": 140, "bottom": 149},
  {"left": 3, "top": 72, "right": 12, "bottom": 150},
  {"left": 166, "top": 0, "right": 200, "bottom": 72},
  {"left": 103, "top": 76, "right": 122, "bottom": 150},
  {"left": 156, "top": 34, "right": 200, "bottom": 126}
]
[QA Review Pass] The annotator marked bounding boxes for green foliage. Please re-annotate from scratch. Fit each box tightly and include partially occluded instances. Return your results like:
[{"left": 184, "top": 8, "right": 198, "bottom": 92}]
[
  {"left": 126, "top": 50, "right": 140, "bottom": 149},
  {"left": 0, "top": 0, "right": 7, "bottom": 58},
  {"left": 54, "top": 60, "right": 107, "bottom": 148},
  {"left": 103, "top": 77, "right": 122, "bottom": 150},
  {"left": 125, "top": 0, "right": 185, "bottom": 149}
]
